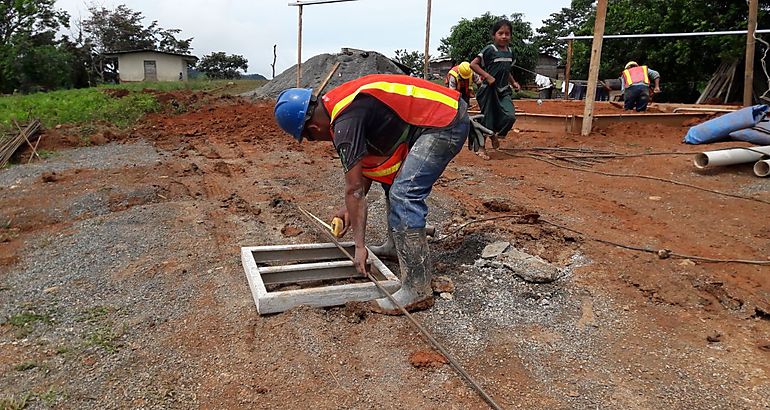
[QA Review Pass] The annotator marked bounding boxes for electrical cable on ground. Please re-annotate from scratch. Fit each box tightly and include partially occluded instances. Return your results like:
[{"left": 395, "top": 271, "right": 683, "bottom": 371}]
[
  {"left": 500, "top": 147, "right": 704, "bottom": 158},
  {"left": 433, "top": 212, "right": 770, "bottom": 266},
  {"left": 296, "top": 206, "right": 505, "bottom": 410},
  {"left": 499, "top": 149, "right": 770, "bottom": 205},
  {"left": 538, "top": 219, "right": 770, "bottom": 265}
]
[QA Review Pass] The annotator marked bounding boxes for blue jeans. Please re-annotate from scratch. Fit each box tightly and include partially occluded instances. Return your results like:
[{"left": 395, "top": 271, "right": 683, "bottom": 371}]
[
  {"left": 387, "top": 105, "right": 469, "bottom": 230},
  {"left": 624, "top": 84, "right": 650, "bottom": 111}
]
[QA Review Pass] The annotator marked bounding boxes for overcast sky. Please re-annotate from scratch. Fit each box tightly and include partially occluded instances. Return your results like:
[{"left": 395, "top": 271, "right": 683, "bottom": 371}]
[{"left": 55, "top": 0, "right": 572, "bottom": 76}]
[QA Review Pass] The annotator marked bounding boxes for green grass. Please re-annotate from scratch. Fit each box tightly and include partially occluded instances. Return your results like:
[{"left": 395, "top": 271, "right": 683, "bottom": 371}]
[
  {"left": 0, "top": 87, "right": 160, "bottom": 132},
  {"left": 0, "top": 79, "right": 265, "bottom": 136},
  {"left": 0, "top": 393, "right": 31, "bottom": 410},
  {"left": 85, "top": 326, "right": 121, "bottom": 353},
  {"left": 13, "top": 361, "right": 37, "bottom": 371},
  {"left": 7, "top": 312, "right": 51, "bottom": 328}
]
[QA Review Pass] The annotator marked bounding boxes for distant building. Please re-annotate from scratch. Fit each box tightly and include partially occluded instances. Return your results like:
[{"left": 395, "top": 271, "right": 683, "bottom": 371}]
[
  {"left": 428, "top": 56, "right": 453, "bottom": 80},
  {"left": 104, "top": 50, "right": 198, "bottom": 82},
  {"left": 535, "top": 53, "right": 560, "bottom": 80}
]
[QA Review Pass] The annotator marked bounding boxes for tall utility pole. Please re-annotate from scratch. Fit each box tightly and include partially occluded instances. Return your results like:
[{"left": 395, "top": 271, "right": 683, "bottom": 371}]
[
  {"left": 744, "top": 0, "right": 759, "bottom": 106},
  {"left": 296, "top": 4, "right": 303, "bottom": 87},
  {"left": 581, "top": 0, "right": 608, "bottom": 136},
  {"left": 423, "top": 0, "right": 432, "bottom": 79},
  {"left": 289, "top": 0, "right": 359, "bottom": 88},
  {"left": 564, "top": 33, "right": 574, "bottom": 100}
]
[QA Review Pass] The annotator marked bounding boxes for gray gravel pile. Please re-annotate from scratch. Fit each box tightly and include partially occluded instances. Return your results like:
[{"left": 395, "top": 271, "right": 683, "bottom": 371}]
[
  {"left": 0, "top": 142, "right": 162, "bottom": 186},
  {"left": 244, "top": 49, "right": 407, "bottom": 100}
]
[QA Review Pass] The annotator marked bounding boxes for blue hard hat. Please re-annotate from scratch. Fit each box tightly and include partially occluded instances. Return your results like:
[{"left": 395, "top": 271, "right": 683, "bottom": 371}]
[{"left": 275, "top": 88, "right": 313, "bottom": 141}]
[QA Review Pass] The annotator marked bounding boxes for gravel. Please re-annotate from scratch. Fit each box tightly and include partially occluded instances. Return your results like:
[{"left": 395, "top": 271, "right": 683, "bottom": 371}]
[
  {"left": 244, "top": 50, "right": 407, "bottom": 100},
  {"left": 0, "top": 142, "right": 163, "bottom": 186}
]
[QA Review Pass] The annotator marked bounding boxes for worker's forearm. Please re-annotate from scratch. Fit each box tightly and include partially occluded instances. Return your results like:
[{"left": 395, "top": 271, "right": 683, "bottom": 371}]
[
  {"left": 470, "top": 61, "right": 491, "bottom": 82},
  {"left": 345, "top": 186, "right": 367, "bottom": 248},
  {"left": 654, "top": 78, "right": 660, "bottom": 88}
]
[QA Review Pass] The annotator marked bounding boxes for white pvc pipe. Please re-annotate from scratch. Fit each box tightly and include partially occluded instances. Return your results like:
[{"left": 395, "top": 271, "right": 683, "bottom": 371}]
[
  {"left": 754, "top": 159, "right": 770, "bottom": 177},
  {"left": 559, "top": 29, "right": 770, "bottom": 40},
  {"left": 693, "top": 146, "right": 770, "bottom": 169}
]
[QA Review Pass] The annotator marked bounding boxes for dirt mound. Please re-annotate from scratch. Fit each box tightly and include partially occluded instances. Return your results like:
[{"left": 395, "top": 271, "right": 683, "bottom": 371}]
[{"left": 245, "top": 49, "right": 407, "bottom": 100}]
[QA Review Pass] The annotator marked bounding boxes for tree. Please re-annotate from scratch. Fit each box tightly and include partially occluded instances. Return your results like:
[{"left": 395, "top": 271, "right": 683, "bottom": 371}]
[
  {"left": 392, "top": 49, "right": 425, "bottom": 77},
  {"left": 0, "top": 0, "right": 71, "bottom": 92},
  {"left": 548, "top": 0, "right": 770, "bottom": 102},
  {"left": 532, "top": 0, "right": 594, "bottom": 58},
  {"left": 438, "top": 12, "right": 538, "bottom": 82},
  {"left": 197, "top": 52, "right": 248, "bottom": 79},
  {"left": 81, "top": 4, "right": 193, "bottom": 83}
]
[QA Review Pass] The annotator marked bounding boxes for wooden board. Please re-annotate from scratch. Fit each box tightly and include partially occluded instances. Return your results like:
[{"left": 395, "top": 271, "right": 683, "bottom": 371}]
[{"left": 241, "top": 242, "right": 401, "bottom": 314}]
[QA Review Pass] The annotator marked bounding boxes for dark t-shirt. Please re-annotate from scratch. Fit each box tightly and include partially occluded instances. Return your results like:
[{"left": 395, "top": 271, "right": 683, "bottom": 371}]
[{"left": 332, "top": 94, "right": 419, "bottom": 172}]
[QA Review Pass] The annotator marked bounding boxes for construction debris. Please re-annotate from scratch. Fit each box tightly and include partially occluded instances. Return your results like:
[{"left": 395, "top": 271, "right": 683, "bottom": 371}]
[{"left": 1, "top": 119, "right": 41, "bottom": 168}]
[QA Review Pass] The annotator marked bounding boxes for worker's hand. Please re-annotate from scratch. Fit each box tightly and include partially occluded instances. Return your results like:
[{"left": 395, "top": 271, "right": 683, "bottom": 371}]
[
  {"left": 513, "top": 81, "right": 521, "bottom": 91},
  {"left": 485, "top": 75, "right": 496, "bottom": 86},
  {"left": 354, "top": 245, "right": 368, "bottom": 276},
  {"left": 653, "top": 87, "right": 661, "bottom": 94},
  {"left": 334, "top": 206, "right": 350, "bottom": 237}
]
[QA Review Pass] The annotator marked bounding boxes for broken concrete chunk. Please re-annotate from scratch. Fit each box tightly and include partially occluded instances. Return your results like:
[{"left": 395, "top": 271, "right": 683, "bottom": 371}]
[
  {"left": 499, "top": 247, "right": 562, "bottom": 283},
  {"left": 431, "top": 275, "right": 455, "bottom": 293},
  {"left": 481, "top": 241, "right": 510, "bottom": 259}
]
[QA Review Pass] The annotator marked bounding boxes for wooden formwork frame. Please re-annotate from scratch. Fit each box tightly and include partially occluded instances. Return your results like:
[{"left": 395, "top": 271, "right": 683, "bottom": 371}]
[{"left": 241, "top": 242, "right": 400, "bottom": 314}]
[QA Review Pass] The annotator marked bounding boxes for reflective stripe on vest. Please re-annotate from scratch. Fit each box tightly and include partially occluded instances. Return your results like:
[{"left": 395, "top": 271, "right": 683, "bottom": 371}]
[
  {"left": 322, "top": 74, "right": 460, "bottom": 128},
  {"left": 360, "top": 143, "right": 409, "bottom": 184},
  {"left": 622, "top": 66, "right": 650, "bottom": 87},
  {"left": 445, "top": 66, "right": 470, "bottom": 96}
]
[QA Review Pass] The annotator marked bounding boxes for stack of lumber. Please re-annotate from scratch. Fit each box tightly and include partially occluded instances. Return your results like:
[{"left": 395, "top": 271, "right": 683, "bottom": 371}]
[
  {"left": 0, "top": 120, "right": 41, "bottom": 168},
  {"left": 697, "top": 61, "right": 739, "bottom": 104}
]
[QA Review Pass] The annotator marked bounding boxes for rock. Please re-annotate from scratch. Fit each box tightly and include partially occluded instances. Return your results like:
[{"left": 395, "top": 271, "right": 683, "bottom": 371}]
[
  {"left": 41, "top": 171, "right": 59, "bottom": 183},
  {"left": 707, "top": 331, "right": 722, "bottom": 343},
  {"left": 409, "top": 351, "right": 448, "bottom": 369},
  {"left": 431, "top": 275, "right": 455, "bottom": 293},
  {"left": 482, "top": 241, "right": 510, "bottom": 259},
  {"left": 439, "top": 292, "right": 453, "bottom": 300},
  {"left": 499, "top": 247, "right": 562, "bottom": 283},
  {"left": 281, "top": 225, "right": 302, "bottom": 237}
]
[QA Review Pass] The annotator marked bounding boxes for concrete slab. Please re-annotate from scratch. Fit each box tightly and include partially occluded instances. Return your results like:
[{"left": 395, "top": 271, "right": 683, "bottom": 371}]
[{"left": 241, "top": 242, "right": 400, "bottom": 314}]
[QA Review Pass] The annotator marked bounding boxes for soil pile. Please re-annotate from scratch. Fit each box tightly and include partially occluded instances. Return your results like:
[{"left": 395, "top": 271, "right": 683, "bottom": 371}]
[{"left": 245, "top": 49, "right": 407, "bottom": 99}]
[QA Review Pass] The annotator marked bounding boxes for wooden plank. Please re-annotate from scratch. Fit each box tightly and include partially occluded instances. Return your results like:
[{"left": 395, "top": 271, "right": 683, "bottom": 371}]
[
  {"left": 423, "top": 0, "right": 431, "bottom": 79},
  {"left": 245, "top": 242, "right": 356, "bottom": 264},
  {"left": 564, "top": 39, "right": 573, "bottom": 100},
  {"left": 258, "top": 281, "right": 401, "bottom": 314},
  {"left": 581, "top": 0, "right": 608, "bottom": 136},
  {"left": 745, "top": 0, "right": 759, "bottom": 105},
  {"left": 241, "top": 243, "right": 401, "bottom": 314},
  {"left": 241, "top": 247, "right": 268, "bottom": 310}
]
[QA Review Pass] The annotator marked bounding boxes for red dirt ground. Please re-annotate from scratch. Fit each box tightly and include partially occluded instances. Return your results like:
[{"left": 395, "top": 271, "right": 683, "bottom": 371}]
[{"left": 1, "top": 94, "right": 768, "bottom": 408}]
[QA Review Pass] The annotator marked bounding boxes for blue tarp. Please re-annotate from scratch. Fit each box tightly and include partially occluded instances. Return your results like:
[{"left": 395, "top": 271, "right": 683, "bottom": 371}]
[
  {"left": 728, "top": 117, "right": 770, "bottom": 145},
  {"left": 683, "top": 104, "right": 769, "bottom": 144}
]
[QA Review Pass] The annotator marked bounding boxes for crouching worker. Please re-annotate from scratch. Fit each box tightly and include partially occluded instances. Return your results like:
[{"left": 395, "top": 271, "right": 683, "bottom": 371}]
[{"left": 274, "top": 74, "right": 469, "bottom": 314}]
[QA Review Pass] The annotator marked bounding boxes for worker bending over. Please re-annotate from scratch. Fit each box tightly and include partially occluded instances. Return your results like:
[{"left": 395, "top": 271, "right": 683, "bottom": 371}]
[
  {"left": 274, "top": 74, "right": 470, "bottom": 314},
  {"left": 445, "top": 61, "right": 481, "bottom": 104},
  {"left": 620, "top": 61, "right": 661, "bottom": 112}
]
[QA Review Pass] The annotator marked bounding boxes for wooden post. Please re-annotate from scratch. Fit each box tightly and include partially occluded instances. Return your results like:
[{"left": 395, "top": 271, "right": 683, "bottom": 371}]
[
  {"left": 423, "top": 0, "right": 432, "bottom": 79},
  {"left": 271, "top": 44, "right": 277, "bottom": 79},
  {"left": 564, "top": 38, "right": 573, "bottom": 100},
  {"left": 297, "top": 5, "right": 303, "bottom": 87},
  {"left": 581, "top": 0, "right": 608, "bottom": 136},
  {"left": 744, "top": 0, "right": 759, "bottom": 106}
]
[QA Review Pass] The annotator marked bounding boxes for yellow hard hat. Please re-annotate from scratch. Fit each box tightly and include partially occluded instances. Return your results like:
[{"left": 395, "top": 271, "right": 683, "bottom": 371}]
[
  {"left": 625, "top": 61, "right": 638, "bottom": 69},
  {"left": 458, "top": 62, "right": 472, "bottom": 79}
]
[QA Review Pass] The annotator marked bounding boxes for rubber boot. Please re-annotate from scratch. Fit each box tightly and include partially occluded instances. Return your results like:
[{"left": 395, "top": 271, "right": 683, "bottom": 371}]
[
  {"left": 370, "top": 228, "right": 435, "bottom": 315},
  {"left": 368, "top": 198, "right": 397, "bottom": 259}
]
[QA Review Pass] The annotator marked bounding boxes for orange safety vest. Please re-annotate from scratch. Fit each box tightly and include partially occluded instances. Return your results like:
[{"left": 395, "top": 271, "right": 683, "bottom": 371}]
[
  {"left": 621, "top": 65, "right": 650, "bottom": 88},
  {"left": 322, "top": 74, "right": 461, "bottom": 184},
  {"left": 445, "top": 66, "right": 471, "bottom": 96}
]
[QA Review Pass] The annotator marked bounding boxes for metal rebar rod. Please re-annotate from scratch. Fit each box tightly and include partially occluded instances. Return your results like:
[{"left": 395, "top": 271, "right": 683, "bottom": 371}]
[{"left": 297, "top": 207, "right": 504, "bottom": 410}]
